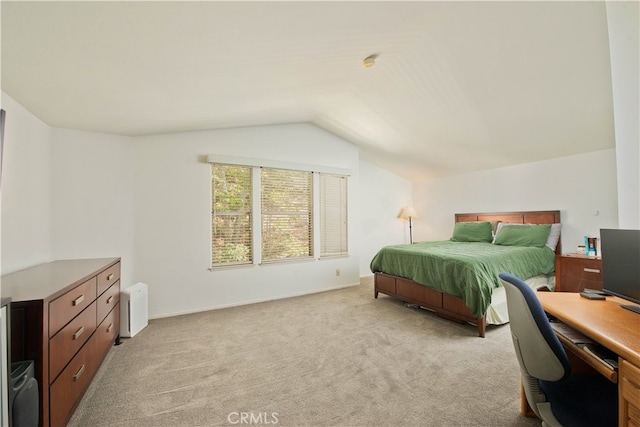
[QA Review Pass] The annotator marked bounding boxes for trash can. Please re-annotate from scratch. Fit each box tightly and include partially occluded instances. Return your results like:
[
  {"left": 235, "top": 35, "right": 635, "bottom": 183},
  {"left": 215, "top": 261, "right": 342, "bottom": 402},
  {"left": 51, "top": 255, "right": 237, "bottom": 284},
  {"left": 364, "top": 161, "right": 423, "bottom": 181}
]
[{"left": 10, "top": 360, "right": 38, "bottom": 427}]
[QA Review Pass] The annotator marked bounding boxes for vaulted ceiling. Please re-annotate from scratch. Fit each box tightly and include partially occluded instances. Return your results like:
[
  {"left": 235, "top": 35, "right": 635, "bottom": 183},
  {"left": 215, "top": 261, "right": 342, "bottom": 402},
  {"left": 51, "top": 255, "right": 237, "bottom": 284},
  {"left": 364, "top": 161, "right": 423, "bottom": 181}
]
[{"left": 1, "top": 1, "right": 615, "bottom": 181}]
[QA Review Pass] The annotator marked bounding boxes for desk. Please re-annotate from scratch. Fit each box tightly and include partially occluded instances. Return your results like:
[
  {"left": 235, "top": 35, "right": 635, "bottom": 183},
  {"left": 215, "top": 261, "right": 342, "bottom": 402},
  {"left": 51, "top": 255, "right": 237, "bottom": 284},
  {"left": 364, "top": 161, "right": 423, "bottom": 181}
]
[{"left": 534, "top": 292, "right": 640, "bottom": 427}]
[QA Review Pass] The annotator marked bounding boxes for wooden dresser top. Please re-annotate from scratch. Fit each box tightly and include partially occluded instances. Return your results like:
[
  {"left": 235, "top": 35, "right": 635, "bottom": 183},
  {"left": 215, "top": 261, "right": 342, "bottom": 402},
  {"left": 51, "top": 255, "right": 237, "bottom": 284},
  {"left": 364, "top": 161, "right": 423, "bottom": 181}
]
[{"left": 1, "top": 258, "right": 120, "bottom": 302}]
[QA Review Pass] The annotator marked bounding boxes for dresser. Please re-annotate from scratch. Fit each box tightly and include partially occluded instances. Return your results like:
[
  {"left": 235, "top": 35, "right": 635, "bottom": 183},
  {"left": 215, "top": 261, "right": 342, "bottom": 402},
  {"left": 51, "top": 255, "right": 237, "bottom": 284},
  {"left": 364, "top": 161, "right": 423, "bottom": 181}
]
[
  {"left": 2, "top": 258, "right": 121, "bottom": 427},
  {"left": 555, "top": 253, "right": 603, "bottom": 292}
]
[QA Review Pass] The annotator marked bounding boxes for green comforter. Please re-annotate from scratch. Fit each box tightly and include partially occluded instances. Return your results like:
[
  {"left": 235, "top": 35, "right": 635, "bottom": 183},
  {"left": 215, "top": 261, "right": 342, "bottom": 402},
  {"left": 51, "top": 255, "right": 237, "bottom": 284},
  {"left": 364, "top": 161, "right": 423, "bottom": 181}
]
[{"left": 370, "top": 241, "right": 556, "bottom": 318}]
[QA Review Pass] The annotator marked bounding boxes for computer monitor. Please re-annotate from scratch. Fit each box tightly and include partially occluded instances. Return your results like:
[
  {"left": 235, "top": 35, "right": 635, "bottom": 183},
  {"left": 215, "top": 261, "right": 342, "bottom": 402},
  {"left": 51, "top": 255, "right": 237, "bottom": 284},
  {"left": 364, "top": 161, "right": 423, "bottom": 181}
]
[{"left": 600, "top": 228, "right": 640, "bottom": 313}]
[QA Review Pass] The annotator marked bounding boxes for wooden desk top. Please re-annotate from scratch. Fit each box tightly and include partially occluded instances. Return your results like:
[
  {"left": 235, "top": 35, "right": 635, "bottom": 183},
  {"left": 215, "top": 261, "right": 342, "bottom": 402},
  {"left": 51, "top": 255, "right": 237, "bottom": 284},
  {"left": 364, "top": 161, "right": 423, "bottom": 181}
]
[{"left": 536, "top": 292, "right": 640, "bottom": 368}]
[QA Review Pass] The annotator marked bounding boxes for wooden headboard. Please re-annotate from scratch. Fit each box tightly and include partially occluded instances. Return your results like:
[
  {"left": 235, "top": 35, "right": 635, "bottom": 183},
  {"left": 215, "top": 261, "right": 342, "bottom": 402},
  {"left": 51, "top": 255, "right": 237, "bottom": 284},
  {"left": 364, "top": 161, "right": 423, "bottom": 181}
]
[{"left": 455, "top": 210, "right": 561, "bottom": 254}]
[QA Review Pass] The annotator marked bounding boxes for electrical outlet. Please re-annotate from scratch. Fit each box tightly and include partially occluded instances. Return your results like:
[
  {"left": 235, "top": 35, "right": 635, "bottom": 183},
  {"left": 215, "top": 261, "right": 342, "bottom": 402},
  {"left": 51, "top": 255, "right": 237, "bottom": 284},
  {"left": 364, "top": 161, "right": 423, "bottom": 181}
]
[{"left": 335, "top": 269, "right": 341, "bottom": 277}]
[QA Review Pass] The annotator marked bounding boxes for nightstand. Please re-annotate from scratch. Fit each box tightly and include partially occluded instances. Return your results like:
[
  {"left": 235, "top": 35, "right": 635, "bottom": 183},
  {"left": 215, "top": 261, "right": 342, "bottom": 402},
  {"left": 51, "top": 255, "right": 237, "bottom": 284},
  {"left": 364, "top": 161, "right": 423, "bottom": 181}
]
[{"left": 555, "top": 253, "right": 603, "bottom": 292}]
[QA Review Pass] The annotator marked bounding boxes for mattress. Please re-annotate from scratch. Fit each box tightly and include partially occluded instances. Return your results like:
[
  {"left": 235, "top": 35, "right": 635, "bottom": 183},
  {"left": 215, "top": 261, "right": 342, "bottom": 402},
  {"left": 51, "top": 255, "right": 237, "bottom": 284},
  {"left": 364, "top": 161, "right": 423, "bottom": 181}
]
[{"left": 486, "top": 274, "right": 555, "bottom": 324}]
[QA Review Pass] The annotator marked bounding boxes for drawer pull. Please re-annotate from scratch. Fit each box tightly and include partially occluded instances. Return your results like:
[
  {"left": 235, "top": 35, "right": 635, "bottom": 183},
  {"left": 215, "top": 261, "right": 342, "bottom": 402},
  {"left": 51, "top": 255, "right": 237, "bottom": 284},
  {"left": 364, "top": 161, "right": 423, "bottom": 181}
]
[
  {"left": 584, "top": 268, "right": 600, "bottom": 274},
  {"left": 73, "top": 364, "right": 85, "bottom": 382},
  {"left": 73, "top": 326, "right": 85, "bottom": 340},
  {"left": 107, "top": 273, "right": 114, "bottom": 281},
  {"left": 106, "top": 295, "right": 114, "bottom": 304},
  {"left": 107, "top": 323, "right": 114, "bottom": 333},
  {"left": 72, "top": 294, "right": 85, "bottom": 306}
]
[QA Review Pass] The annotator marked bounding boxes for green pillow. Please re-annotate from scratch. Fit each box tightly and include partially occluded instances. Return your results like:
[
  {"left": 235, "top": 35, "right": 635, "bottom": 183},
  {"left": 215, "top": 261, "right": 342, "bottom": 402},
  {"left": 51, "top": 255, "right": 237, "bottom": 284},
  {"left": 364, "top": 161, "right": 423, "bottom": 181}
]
[
  {"left": 493, "top": 224, "right": 552, "bottom": 248},
  {"left": 451, "top": 221, "right": 493, "bottom": 243}
]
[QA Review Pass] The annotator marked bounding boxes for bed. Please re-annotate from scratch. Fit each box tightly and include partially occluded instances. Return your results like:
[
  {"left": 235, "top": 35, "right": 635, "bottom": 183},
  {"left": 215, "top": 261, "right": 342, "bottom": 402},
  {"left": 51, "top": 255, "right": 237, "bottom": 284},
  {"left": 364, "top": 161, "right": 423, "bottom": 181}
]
[{"left": 370, "top": 210, "right": 561, "bottom": 337}]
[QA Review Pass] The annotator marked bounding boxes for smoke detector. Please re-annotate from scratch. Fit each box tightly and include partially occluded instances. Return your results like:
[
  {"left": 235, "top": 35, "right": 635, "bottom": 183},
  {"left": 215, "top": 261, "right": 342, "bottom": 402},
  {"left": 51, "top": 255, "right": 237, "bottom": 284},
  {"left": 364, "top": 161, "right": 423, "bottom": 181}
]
[{"left": 362, "top": 54, "right": 377, "bottom": 68}]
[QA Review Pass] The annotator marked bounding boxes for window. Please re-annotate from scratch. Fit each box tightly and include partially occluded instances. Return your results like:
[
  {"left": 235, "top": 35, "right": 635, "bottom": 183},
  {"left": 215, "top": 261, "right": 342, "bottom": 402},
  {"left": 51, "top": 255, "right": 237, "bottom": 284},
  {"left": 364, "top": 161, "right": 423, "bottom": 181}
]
[
  {"left": 210, "top": 158, "right": 348, "bottom": 268},
  {"left": 261, "top": 168, "right": 313, "bottom": 263},
  {"left": 211, "top": 164, "right": 252, "bottom": 266},
  {"left": 319, "top": 174, "right": 348, "bottom": 257}
]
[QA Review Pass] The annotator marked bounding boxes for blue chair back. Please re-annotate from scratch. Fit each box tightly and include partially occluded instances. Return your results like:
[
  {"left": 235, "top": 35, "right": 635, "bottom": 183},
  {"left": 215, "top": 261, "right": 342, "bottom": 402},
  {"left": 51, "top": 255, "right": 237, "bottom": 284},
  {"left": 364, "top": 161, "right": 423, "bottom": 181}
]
[{"left": 499, "top": 272, "right": 571, "bottom": 381}]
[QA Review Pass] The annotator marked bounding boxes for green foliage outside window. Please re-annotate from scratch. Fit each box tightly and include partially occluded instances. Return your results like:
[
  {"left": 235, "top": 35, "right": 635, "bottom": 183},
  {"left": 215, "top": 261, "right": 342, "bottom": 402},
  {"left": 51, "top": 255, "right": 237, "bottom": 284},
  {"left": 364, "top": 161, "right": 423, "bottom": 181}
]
[{"left": 212, "top": 165, "right": 252, "bottom": 265}]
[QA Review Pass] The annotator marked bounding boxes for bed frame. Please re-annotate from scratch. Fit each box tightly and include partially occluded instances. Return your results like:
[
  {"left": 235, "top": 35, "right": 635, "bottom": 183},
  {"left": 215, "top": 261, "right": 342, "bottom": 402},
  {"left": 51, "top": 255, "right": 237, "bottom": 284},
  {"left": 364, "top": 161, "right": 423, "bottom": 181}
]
[{"left": 374, "top": 210, "right": 561, "bottom": 337}]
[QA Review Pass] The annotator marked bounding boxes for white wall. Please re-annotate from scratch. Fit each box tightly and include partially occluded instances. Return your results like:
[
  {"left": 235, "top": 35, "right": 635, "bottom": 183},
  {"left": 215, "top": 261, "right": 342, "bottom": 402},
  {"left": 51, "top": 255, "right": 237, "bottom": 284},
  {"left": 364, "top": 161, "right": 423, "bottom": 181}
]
[
  {"left": 1, "top": 94, "right": 53, "bottom": 273},
  {"left": 0, "top": 93, "right": 137, "bottom": 286},
  {"left": 606, "top": 1, "right": 640, "bottom": 229},
  {"left": 412, "top": 149, "right": 619, "bottom": 252},
  {"left": 133, "top": 124, "right": 361, "bottom": 318},
  {"left": 358, "top": 160, "right": 412, "bottom": 277},
  {"left": 50, "top": 128, "right": 136, "bottom": 287},
  {"left": 0, "top": 98, "right": 364, "bottom": 317}
]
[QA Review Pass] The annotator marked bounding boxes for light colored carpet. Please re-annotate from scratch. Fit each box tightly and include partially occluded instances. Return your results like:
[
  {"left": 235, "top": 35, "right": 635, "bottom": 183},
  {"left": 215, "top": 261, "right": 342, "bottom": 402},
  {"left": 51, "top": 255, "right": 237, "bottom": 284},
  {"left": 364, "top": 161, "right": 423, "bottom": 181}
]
[{"left": 69, "top": 278, "right": 541, "bottom": 427}]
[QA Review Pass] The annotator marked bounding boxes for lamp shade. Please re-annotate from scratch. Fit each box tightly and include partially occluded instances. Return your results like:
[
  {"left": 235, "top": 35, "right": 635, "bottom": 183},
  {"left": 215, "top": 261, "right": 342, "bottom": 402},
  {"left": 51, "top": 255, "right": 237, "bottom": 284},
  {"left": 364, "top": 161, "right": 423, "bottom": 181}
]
[{"left": 399, "top": 207, "right": 418, "bottom": 219}]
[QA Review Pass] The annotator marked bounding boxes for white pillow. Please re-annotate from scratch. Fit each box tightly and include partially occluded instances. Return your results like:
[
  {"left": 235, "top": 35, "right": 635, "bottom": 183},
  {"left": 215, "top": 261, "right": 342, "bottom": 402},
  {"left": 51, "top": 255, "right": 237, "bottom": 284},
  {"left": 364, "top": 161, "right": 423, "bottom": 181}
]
[
  {"left": 546, "top": 223, "right": 562, "bottom": 251},
  {"left": 493, "top": 222, "right": 561, "bottom": 251}
]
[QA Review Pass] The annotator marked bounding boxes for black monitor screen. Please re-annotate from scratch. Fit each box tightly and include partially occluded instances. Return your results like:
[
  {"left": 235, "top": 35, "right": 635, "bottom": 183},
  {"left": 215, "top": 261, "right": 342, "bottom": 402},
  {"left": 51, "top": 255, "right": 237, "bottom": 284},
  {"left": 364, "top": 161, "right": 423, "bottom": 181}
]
[{"left": 601, "top": 228, "right": 640, "bottom": 305}]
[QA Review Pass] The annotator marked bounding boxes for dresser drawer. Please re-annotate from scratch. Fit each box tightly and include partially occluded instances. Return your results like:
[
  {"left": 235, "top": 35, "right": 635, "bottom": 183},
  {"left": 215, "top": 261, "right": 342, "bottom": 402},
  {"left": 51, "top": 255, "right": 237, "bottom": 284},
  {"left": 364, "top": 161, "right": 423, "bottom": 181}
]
[
  {"left": 97, "top": 282, "right": 120, "bottom": 324},
  {"left": 49, "top": 302, "right": 97, "bottom": 383},
  {"left": 50, "top": 336, "right": 100, "bottom": 427},
  {"left": 49, "top": 277, "right": 97, "bottom": 337},
  {"left": 561, "top": 258, "right": 602, "bottom": 280},
  {"left": 95, "top": 304, "right": 119, "bottom": 358},
  {"left": 620, "top": 359, "right": 640, "bottom": 427},
  {"left": 556, "top": 254, "right": 603, "bottom": 292},
  {"left": 97, "top": 262, "right": 121, "bottom": 296}
]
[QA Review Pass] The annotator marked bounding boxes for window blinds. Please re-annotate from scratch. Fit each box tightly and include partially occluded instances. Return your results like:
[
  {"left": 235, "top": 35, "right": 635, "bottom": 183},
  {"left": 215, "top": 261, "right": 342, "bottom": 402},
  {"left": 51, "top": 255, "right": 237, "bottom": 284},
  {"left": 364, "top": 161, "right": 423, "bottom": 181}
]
[
  {"left": 261, "top": 168, "right": 313, "bottom": 262},
  {"left": 319, "top": 174, "right": 348, "bottom": 257}
]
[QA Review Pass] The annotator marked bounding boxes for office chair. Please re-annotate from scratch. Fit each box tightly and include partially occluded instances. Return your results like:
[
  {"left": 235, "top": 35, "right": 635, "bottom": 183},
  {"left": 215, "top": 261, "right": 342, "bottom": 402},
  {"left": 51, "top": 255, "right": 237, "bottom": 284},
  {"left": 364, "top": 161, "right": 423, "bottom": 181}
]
[{"left": 498, "top": 272, "right": 618, "bottom": 427}]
